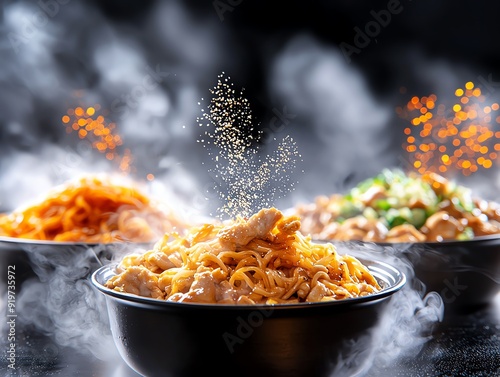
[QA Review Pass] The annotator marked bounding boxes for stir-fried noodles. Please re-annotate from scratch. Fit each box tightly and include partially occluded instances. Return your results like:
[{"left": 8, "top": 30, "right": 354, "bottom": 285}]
[
  {"left": 0, "top": 175, "right": 182, "bottom": 243},
  {"left": 105, "top": 207, "right": 381, "bottom": 304}
]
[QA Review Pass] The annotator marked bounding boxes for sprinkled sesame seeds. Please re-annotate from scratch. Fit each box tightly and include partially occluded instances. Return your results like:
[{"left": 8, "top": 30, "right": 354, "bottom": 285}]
[{"left": 198, "top": 73, "right": 301, "bottom": 219}]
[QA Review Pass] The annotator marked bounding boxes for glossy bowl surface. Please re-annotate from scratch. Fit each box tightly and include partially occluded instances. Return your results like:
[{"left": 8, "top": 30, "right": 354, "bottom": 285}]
[{"left": 92, "top": 257, "right": 406, "bottom": 377}]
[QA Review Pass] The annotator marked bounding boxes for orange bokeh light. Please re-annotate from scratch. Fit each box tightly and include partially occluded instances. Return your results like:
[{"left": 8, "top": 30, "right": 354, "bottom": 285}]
[
  {"left": 62, "top": 105, "right": 132, "bottom": 173},
  {"left": 398, "top": 80, "right": 500, "bottom": 176}
]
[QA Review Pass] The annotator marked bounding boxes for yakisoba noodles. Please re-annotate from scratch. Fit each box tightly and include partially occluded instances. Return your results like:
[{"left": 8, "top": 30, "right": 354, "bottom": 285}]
[
  {"left": 105, "top": 207, "right": 381, "bottom": 304},
  {"left": 0, "top": 175, "right": 183, "bottom": 243}
]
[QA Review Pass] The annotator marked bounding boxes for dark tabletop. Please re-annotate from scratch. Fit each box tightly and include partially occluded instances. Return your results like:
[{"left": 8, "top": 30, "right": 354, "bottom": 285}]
[{"left": 369, "top": 293, "right": 500, "bottom": 377}]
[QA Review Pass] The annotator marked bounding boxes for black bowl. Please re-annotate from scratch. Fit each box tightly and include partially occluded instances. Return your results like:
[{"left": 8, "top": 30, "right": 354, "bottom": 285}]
[
  {"left": 91, "top": 258, "right": 406, "bottom": 377},
  {"left": 0, "top": 236, "right": 151, "bottom": 294},
  {"left": 331, "top": 235, "right": 500, "bottom": 312},
  {"left": 0, "top": 236, "right": 152, "bottom": 329},
  {"left": 0, "top": 236, "right": 154, "bottom": 359}
]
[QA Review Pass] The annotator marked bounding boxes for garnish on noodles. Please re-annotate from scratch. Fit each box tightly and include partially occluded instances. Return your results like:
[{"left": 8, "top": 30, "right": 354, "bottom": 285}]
[
  {"left": 105, "top": 207, "right": 381, "bottom": 304},
  {"left": 0, "top": 175, "right": 183, "bottom": 243}
]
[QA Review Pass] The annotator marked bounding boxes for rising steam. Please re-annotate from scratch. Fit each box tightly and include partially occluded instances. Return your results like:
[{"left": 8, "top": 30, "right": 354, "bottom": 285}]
[
  {"left": 329, "top": 242, "right": 444, "bottom": 376},
  {"left": 0, "top": 0, "right": 228, "bottom": 215},
  {"left": 268, "top": 34, "right": 394, "bottom": 209}
]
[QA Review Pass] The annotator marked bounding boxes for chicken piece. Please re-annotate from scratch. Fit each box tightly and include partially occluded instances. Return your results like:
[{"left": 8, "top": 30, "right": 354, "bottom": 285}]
[
  {"left": 475, "top": 199, "right": 500, "bottom": 222},
  {"left": 177, "top": 271, "right": 217, "bottom": 303},
  {"left": 278, "top": 216, "right": 301, "bottom": 234},
  {"left": 421, "top": 211, "right": 464, "bottom": 241},
  {"left": 316, "top": 195, "right": 332, "bottom": 209},
  {"left": 106, "top": 266, "right": 163, "bottom": 299},
  {"left": 218, "top": 207, "right": 283, "bottom": 247},
  {"left": 317, "top": 222, "right": 340, "bottom": 240},
  {"left": 334, "top": 228, "right": 367, "bottom": 241},
  {"left": 358, "top": 186, "right": 387, "bottom": 207},
  {"left": 464, "top": 214, "right": 500, "bottom": 236},
  {"left": 437, "top": 199, "right": 467, "bottom": 220},
  {"left": 364, "top": 222, "right": 389, "bottom": 242},
  {"left": 144, "top": 250, "right": 177, "bottom": 272},
  {"left": 306, "top": 280, "right": 330, "bottom": 302},
  {"left": 421, "top": 172, "right": 450, "bottom": 197},
  {"left": 296, "top": 282, "right": 311, "bottom": 300},
  {"left": 295, "top": 196, "right": 339, "bottom": 232},
  {"left": 385, "top": 224, "right": 426, "bottom": 242},
  {"left": 332, "top": 216, "right": 388, "bottom": 242},
  {"left": 215, "top": 280, "right": 239, "bottom": 304},
  {"left": 408, "top": 198, "right": 429, "bottom": 210}
]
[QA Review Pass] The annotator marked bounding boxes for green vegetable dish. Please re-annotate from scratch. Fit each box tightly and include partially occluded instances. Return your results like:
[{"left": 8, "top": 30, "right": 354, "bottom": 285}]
[{"left": 295, "top": 169, "right": 500, "bottom": 242}]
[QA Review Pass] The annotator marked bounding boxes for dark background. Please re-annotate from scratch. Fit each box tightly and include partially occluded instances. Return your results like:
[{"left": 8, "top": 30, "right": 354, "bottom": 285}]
[{"left": 1, "top": 0, "right": 500, "bottom": 214}]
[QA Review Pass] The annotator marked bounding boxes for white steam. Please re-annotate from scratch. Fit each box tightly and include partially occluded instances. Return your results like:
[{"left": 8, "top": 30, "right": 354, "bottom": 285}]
[
  {"left": 269, "top": 34, "right": 394, "bottom": 208},
  {"left": 331, "top": 243, "right": 444, "bottom": 376},
  {"left": 266, "top": 36, "right": 453, "bottom": 376},
  {"left": 0, "top": 0, "right": 228, "bottom": 215},
  {"left": 14, "top": 243, "right": 147, "bottom": 366}
]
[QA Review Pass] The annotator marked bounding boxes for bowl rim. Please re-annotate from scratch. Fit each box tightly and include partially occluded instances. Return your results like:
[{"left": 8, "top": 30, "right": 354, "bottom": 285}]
[
  {"left": 91, "top": 257, "right": 407, "bottom": 310},
  {"left": 325, "top": 233, "right": 500, "bottom": 247}
]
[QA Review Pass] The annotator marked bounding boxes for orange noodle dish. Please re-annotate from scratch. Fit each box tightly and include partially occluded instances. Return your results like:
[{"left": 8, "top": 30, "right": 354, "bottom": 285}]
[
  {"left": 0, "top": 175, "right": 184, "bottom": 243},
  {"left": 105, "top": 207, "right": 381, "bottom": 304}
]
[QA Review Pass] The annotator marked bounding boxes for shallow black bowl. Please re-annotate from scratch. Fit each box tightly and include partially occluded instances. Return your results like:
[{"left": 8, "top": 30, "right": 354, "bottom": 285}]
[
  {"left": 0, "top": 236, "right": 153, "bottom": 349},
  {"left": 92, "top": 258, "right": 406, "bottom": 377},
  {"left": 331, "top": 235, "right": 500, "bottom": 312},
  {"left": 0, "top": 236, "right": 150, "bottom": 296}
]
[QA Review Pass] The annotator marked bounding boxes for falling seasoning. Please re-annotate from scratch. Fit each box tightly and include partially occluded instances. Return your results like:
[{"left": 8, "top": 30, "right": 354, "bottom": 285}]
[{"left": 197, "top": 73, "right": 301, "bottom": 219}]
